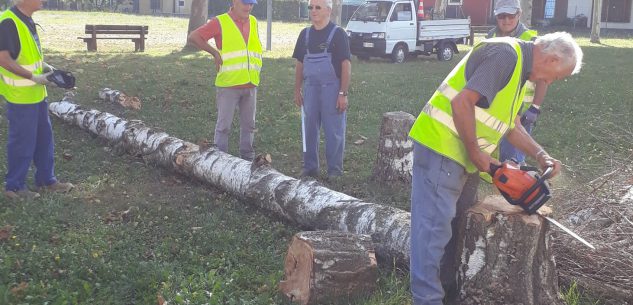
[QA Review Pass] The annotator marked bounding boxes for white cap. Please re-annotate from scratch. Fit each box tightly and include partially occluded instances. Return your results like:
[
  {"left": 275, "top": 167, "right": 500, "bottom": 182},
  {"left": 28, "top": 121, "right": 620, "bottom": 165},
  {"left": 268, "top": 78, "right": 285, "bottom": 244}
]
[{"left": 494, "top": 0, "right": 521, "bottom": 15}]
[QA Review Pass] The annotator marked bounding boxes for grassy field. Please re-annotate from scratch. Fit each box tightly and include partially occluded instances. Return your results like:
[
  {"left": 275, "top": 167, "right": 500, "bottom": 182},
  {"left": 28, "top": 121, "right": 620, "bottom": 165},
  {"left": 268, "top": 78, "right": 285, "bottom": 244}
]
[{"left": 1, "top": 10, "right": 631, "bottom": 304}]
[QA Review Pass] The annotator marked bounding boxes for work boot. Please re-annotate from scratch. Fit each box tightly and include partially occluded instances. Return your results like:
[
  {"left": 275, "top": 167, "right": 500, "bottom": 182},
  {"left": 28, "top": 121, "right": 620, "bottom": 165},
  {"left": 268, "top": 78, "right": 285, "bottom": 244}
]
[
  {"left": 38, "top": 182, "right": 75, "bottom": 193},
  {"left": 4, "top": 189, "right": 41, "bottom": 200},
  {"left": 300, "top": 169, "right": 319, "bottom": 179}
]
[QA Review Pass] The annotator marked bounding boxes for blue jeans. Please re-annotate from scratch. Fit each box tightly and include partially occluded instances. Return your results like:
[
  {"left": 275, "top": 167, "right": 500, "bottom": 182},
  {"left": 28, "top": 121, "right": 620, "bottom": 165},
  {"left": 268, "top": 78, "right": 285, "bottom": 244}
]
[
  {"left": 499, "top": 118, "right": 535, "bottom": 163},
  {"left": 410, "top": 143, "right": 478, "bottom": 305},
  {"left": 302, "top": 81, "right": 346, "bottom": 176},
  {"left": 4, "top": 99, "right": 57, "bottom": 191}
]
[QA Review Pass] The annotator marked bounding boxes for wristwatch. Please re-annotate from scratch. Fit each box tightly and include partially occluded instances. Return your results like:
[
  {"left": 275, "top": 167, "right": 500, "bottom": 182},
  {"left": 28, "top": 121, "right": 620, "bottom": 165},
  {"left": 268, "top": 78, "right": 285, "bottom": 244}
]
[{"left": 338, "top": 91, "right": 348, "bottom": 96}]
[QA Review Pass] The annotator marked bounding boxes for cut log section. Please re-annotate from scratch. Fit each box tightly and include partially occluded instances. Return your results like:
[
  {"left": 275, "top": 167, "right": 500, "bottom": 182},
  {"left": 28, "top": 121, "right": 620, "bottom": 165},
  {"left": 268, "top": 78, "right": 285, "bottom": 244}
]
[
  {"left": 372, "top": 111, "right": 416, "bottom": 183},
  {"left": 279, "top": 231, "right": 378, "bottom": 305},
  {"left": 48, "top": 99, "right": 411, "bottom": 266},
  {"left": 456, "top": 195, "right": 561, "bottom": 305}
]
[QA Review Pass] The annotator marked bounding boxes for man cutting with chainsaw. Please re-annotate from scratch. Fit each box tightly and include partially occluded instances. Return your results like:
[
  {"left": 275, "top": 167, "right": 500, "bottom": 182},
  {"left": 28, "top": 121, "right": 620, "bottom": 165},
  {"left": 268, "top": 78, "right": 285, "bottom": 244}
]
[{"left": 408, "top": 32, "right": 583, "bottom": 305}]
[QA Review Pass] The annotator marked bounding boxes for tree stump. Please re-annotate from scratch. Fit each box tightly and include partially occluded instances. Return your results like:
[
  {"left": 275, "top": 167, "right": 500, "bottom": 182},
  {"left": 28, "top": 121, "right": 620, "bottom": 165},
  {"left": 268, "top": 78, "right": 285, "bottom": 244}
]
[
  {"left": 279, "top": 231, "right": 378, "bottom": 305},
  {"left": 372, "top": 111, "right": 416, "bottom": 183},
  {"left": 456, "top": 195, "right": 561, "bottom": 305}
]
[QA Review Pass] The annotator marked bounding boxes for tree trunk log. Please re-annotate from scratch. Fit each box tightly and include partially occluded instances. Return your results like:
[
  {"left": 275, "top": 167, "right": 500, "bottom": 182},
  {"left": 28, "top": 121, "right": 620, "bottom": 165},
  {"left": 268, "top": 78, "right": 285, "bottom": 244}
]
[
  {"left": 184, "top": 0, "right": 209, "bottom": 49},
  {"left": 590, "top": 0, "right": 602, "bottom": 43},
  {"left": 48, "top": 99, "right": 411, "bottom": 266},
  {"left": 372, "top": 111, "right": 415, "bottom": 183},
  {"left": 456, "top": 195, "right": 561, "bottom": 305},
  {"left": 279, "top": 231, "right": 378, "bottom": 305}
]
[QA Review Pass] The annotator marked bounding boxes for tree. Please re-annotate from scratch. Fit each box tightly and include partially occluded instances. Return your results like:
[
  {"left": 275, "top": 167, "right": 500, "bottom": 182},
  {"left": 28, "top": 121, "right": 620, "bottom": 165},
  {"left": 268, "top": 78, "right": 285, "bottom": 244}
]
[
  {"left": 590, "top": 0, "right": 602, "bottom": 43},
  {"left": 185, "top": 0, "right": 209, "bottom": 49},
  {"left": 433, "top": 0, "right": 447, "bottom": 19},
  {"left": 331, "top": 0, "right": 343, "bottom": 25}
]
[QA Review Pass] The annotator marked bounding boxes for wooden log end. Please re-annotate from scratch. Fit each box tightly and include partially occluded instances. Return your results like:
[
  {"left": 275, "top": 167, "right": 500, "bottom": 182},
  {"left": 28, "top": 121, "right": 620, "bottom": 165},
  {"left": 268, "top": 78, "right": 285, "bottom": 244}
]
[
  {"left": 279, "top": 231, "right": 378, "bottom": 305},
  {"left": 469, "top": 195, "right": 547, "bottom": 226}
]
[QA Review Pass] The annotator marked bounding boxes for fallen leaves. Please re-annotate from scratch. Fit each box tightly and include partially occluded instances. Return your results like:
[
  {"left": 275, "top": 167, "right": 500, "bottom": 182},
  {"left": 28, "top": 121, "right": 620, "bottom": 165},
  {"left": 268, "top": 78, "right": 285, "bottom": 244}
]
[
  {"left": 104, "top": 207, "right": 137, "bottom": 224},
  {"left": 10, "top": 282, "right": 28, "bottom": 298},
  {"left": 98, "top": 88, "right": 142, "bottom": 110},
  {"left": 353, "top": 135, "right": 368, "bottom": 145},
  {"left": 0, "top": 225, "right": 13, "bottom": 241}
]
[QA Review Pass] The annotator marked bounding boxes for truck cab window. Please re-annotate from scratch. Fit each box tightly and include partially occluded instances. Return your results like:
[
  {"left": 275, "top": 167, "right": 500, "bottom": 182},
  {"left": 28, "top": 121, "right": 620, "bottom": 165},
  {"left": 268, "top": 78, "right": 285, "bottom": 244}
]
[
  {"left": 350, "top": 1, "right": 393, "bottom": 22},
  {"left": 391, "top": 3, "right": 412, "bottom": 21}
]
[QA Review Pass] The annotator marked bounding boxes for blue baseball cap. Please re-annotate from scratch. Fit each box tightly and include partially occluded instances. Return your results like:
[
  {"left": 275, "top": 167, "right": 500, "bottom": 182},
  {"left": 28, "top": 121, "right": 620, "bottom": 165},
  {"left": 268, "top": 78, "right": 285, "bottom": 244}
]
[{"left": 241, "top": 0, "right": 257, "bottom": 4}]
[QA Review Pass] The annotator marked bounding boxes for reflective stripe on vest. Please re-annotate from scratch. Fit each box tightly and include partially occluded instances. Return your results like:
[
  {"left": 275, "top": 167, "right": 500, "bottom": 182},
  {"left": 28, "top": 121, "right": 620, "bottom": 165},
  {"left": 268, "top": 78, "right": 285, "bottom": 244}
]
[
  {"left": 215, "top": 14, "right": 263, "bottom": 87},
  {"left": 0, "top": 9, "right": 47, "bottom": 104},
  {"left": 409, "top": 38, "right": 525, "bottom": 174}
]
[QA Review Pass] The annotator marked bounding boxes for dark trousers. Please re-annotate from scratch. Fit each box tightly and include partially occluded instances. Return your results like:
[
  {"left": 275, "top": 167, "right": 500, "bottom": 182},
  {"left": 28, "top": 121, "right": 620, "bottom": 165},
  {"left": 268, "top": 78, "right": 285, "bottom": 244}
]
[{"left": 4, "top": 99, "right": 57, "bottom": 191}]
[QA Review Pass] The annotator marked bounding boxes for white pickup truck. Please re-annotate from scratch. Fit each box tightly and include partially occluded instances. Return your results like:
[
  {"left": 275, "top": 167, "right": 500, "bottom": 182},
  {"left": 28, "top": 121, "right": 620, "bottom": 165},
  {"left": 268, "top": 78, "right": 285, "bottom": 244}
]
[{"left": 346, "top": 0, "right": 471, "bottom": 63}]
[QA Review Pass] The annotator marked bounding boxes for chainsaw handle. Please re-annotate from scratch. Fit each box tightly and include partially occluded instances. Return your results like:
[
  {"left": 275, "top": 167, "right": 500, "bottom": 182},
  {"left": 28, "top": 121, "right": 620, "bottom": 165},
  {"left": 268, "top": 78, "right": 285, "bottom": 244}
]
[
  {"left": 541, "top": 166, "right": 553, "bottom": 180},
  {"left": 489, "top": 163, "right": 501, "bottom": 176}
]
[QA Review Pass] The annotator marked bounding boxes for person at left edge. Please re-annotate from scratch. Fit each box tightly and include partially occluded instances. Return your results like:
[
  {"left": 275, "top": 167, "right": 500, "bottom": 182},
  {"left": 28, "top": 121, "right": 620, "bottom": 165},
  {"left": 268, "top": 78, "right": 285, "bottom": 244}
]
[
  {"left": 0, "top": 0, "right": 75, "bottom": 201},
  {"left": 187, "top": 0, "right": 262, "bottom": 161}
]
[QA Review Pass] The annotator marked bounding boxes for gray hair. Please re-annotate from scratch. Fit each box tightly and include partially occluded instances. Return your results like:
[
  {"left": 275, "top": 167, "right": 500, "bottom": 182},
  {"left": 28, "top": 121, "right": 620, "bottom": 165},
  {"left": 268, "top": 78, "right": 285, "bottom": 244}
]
[
  {"left": 12, "top": 0, "right": 24, "bottom": 5},
  {"left": 325, "top": 0, "right": 332, "bottom": 8},
  {"left": 535, "top": 31, "right": 583, "bottom": 74}
]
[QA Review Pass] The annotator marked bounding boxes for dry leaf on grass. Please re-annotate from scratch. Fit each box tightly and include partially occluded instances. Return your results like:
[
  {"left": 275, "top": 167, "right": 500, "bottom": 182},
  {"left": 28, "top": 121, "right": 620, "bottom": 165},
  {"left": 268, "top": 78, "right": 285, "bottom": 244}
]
[
  {"left": 0, "top": 225, "right": 13, "bottom": 241},
  {"left": 10, "top": 282, "right": 28, "bottom": 297}
]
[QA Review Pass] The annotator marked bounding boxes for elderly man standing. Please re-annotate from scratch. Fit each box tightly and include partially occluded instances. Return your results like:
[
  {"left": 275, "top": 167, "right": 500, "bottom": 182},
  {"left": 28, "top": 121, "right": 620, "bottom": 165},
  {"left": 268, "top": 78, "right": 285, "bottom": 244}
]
[
  {"left": 487, "top": 0, "right": 549, "bottom": 164},
  {"left": 188, "top": 0, "right": 262, "bottom": 161},
  {"left": 408, "top": 32, "right": 583, "bottom": 305},
  {"left": 0, "top": 0, "right": 74, "bottom": 200},
  {"left": 292, "top": 0, "right": 351, "bottom": 179}
]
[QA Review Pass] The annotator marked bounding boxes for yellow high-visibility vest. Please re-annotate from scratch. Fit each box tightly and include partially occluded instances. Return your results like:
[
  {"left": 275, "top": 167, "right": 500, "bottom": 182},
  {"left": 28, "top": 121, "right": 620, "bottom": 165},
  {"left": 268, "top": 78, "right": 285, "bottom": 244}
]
[
  {"left": 0, "top": 9, "right": 47, "bottom": 104},
  {"left": 215, "top": 13, "right": 262, "bottom": 87},
  {"left": 493, "top": 29, "right": 538, "bottom": 111},
  {"left": 409, "top": 38, "right": 526, "bottom": 174}
]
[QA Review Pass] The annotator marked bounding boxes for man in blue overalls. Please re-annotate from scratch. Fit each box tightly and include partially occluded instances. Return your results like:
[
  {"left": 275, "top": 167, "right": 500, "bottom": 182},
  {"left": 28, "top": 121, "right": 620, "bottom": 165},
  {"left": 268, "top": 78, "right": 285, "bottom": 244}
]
[{"left": 292, "top": 0, "right": 351, "bottom": 179}]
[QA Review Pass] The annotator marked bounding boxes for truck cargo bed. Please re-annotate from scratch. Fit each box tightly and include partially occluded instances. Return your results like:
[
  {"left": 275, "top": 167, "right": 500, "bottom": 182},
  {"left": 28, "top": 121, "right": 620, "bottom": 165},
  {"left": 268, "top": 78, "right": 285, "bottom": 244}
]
[{"left": 418, "top": 18, "right": 471, "bottom": 41}]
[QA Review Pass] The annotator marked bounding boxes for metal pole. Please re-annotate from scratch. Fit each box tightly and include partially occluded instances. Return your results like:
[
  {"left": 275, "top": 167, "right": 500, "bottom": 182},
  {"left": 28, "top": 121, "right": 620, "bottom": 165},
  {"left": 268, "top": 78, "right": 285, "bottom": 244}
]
[{"left": 266, "top": 0, "right": 272, "bottom": 51}]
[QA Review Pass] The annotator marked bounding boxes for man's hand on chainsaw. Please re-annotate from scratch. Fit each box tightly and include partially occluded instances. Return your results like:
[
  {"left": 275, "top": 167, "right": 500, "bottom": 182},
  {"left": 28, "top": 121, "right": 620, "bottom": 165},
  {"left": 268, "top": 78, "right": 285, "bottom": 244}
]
[
  {"left": 537, "top": 152, "right": 562, "bottom": 178},
  {"left": 471, "top": 150, "right": 500, "bottom": 173}
]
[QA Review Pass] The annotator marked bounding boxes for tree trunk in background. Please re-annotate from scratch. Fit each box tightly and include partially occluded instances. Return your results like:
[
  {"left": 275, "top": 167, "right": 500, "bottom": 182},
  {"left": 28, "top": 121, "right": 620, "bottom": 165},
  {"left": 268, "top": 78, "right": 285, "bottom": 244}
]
[
  {"left": 372, "top": 111, "right": 415, "bottom": 183},
  {"left": 433, "top": 0, "right": 447, "bottom": 19},
  {"left": 48, "top": 98, "right": 412, "bottom": 267},
  {"left": 332, "top": 0, "right": 343, "bottom": 25},
  {"left": 279, "top": 231, "right": 378, "bottom": 305},
  {"left": 520, "top": 0, "right": 533, "bottom": 26},
  {"left": 185, "top": 0, "right": 209, "bottom": 49},
  {"left": 456, "top": 196, "right": 561, "bottom": 305},
  {"left": 590, "top": 0, "right": 602, "bottom": 43}
]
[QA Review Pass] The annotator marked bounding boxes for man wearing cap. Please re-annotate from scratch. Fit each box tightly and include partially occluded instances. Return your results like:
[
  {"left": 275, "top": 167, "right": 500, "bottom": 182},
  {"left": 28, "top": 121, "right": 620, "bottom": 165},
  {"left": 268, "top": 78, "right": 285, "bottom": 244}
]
[
  {"left": 292, "top": 0, "right": 351, "bottom": 179},
  {"left": 408, "top": 32, "right": 583, "bottom": 305},
  {"left": 188, "top": 0, "right": 262, "bottom": 161},
  {"left": 487, "top": 0, "right": 549, "bottom": 164},
  {"left": 0, "top": 0, "right": 75, "bottom": 200}
]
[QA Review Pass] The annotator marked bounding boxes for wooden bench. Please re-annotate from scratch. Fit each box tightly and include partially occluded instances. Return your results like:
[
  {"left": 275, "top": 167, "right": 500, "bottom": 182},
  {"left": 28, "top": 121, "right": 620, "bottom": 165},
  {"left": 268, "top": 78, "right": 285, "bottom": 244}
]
[
  {"left": 79, "top": 25, "right": 149, "bottom": 52},
  {"left": 468, "top": 25, "right": 495, "bottom": 45}
]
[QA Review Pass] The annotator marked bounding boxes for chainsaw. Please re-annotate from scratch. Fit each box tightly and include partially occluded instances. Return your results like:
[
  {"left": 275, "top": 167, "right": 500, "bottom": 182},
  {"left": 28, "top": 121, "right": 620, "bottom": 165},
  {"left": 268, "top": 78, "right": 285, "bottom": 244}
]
[{"left": 490, "top": 162, "right": 595, "bottom": 249}]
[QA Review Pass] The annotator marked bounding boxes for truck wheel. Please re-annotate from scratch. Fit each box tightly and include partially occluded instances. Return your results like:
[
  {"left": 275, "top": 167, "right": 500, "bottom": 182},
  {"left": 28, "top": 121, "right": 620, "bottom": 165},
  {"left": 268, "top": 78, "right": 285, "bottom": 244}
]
[
  {"left": 391, "top": 44, "right": 408, "bottom": 64},
  {"left": 437, "top": 43, "right": 454, "bottom": 61}
]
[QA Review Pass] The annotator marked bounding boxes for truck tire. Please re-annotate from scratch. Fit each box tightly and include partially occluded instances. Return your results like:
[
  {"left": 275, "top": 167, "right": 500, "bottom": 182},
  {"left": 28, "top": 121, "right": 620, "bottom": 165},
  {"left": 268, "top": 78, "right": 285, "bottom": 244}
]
[
  {"left": 437, "top": 43, "right": 454, "bottom": 61},
  {"left": 391, "top": 44, "right": 408, "bottom": 64}
]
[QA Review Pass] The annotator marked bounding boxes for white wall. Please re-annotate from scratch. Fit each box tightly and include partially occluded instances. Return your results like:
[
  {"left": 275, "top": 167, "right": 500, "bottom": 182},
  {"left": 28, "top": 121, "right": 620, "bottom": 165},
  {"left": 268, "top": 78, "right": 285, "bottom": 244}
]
[{"left": 567, "top": 0, "right": 633, "bottom": 29}]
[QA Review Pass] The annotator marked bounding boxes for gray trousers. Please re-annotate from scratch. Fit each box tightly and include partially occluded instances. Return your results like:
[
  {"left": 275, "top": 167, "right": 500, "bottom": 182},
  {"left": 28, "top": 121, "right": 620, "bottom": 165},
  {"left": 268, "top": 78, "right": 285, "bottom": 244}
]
[
  {"left": 410, "top": 143, "right": 478, "bottom": 305},
  {"left": 214, "top": 87, "right": 257, "bottom": 160}
]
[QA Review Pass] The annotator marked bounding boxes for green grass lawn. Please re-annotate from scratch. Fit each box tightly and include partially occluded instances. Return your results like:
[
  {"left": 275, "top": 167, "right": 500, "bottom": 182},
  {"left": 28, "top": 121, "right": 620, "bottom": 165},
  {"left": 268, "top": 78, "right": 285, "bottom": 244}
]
[{"left": 1, "top": 10, "right": 631, "bottom": 304}]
